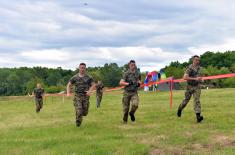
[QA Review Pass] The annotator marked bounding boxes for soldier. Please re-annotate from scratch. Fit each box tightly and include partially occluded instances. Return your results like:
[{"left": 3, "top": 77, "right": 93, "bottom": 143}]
[
  {"left": 119, "top": 60, "right": 141, "bottom": 123},
  {"left": 32, "top": 83, "right": 45, "bottom": 113},
  {"left": 177, "top": 55, "right": 204, "bottom": 123},
  {"left": 67, "top": 63, "right": 96, "bottom": 127},
  {"left": 96, "top": 81, "right": 104, "bottom": 108}
]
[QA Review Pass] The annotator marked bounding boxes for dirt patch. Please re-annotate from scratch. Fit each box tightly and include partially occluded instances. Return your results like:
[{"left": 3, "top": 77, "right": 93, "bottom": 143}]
[
  {"left": 149, "top": 147, "right": 184, "bottom": 155},
  {"left": 140, "top": 135, "right": 167, "bottom": 146},
  {"left": 202, "top": 144, "right": 213, "bottom": 149},
  {"left": 191, "top": 143, "right": 203, "bottom": 149},
  {"left": 150, "top": 149, "right": 163, "bottom": 155},
  {"left": 144, "top": 124, "right": 158, "bottom": 129},
  {"left": 184, "top": 131, "right": 193, "bottom": 138},
  {"left": 140, "top": 137, "right": 159, "bottom": 146},
  {"left": 214, "top": 135, "right": 235, "bottom": 147},
  {"left": 192, "top": 135, "right": 235, "bottom": 151}
]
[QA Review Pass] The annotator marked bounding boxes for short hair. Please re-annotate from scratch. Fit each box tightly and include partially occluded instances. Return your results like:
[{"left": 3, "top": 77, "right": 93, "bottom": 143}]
[
  {"left": 79, "top": 63, "right": 86, "bottom": 66},
  {"left": 192, "top": 55, "right": 200, "bottom": 59},
  {"left": 129, "top": 60, "right": 136, "bottom": 64}
]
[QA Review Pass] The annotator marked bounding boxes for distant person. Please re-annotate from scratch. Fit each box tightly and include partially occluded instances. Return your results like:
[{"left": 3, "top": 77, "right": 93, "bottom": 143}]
[
  {"left": 67, "top": 63, "right": 96, "bottom": 127},
  {"left": 177, "top": 55, "right": 204, "bottom": 123},
  {"left": 32, "top": 83, "right": 45, "bottom": 113},
  {"left": 119, "top": 60, "right": 141, "bottom": 123},
  {"left": 96, "top": 81, "right": 104, "bottom": 108}
]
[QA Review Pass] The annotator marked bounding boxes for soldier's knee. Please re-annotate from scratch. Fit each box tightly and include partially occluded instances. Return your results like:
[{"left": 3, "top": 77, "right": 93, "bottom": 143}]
[
  {"left": 124, "top": 110, "right": 129, "bottom": 114},
  {"left": 184, "top": 96, "right": 191, "bottom": 103},
  {"left": 122, "top": 98, "right": 127, "bottom": 105},
  {"left": 194, "top": 100, "right": 200, "bottom": 105},
  {"left": 132, "top": 105, "right": 138, "bottom": 109}
]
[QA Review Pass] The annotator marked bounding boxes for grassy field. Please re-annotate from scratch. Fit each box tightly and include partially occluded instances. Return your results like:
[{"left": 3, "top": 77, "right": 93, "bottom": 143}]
[{"left": 0, "top": 88, "right": 235, "bottom": 155}]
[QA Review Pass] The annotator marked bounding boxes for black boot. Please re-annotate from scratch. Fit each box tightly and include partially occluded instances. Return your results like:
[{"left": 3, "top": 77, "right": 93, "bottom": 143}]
[
  {"left": 196, "top": 113, "right": 203, "bottom": 123},
  {"left": 129, "top": 112, "right": 135, "bottom": 122},
  {"left": 123, "top": 114, "right": 128, "bottom": 123},
  {"left": 76, "top": 120, "right": 81, "bottom": 127},
  {"left": 36, "top": 108, "right": 40, "bottom": 113},
  {"left": 177, "top": 107, "right": 182, "bottom": 117}
]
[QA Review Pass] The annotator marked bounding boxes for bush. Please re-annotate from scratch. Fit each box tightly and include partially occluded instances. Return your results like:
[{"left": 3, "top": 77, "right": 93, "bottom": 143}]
[{"left": 45, "top": 86, "right": 66, "bottom": 94}]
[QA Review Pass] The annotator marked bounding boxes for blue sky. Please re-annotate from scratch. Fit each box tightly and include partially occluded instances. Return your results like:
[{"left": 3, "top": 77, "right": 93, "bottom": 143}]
[{"left": 0, "top": 0, "right": 235, "bottom": 71}]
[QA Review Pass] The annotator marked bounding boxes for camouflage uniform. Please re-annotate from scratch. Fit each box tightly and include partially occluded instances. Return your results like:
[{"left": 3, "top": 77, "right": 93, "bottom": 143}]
[
  {"left": 178, "top": 64, "right": 202, "bottom": 113},
  {"left": 33, "top": 88, "right": 44, "bottom": 113},
  {"left": 69, "top": 74, "right": 93, "bottom": 126},
  {"left": 122, "top": 69, "right": 141, "bottom": 122},
  {"left": 96, "top": 83, "right": 104, "bottom": 108}
]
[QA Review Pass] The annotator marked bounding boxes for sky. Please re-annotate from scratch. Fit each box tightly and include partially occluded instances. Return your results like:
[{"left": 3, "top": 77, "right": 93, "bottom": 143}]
[{"left": 0, "top": 0, "right": 235, "bottom": 71}]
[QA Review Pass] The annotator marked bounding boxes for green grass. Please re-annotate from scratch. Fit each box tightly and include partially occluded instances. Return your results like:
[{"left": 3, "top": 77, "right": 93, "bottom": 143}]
[{"left": 0, "top": 88, "right": 235, "bottom": 155}]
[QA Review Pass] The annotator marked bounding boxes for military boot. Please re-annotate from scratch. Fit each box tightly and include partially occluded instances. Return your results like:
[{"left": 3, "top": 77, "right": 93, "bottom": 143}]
[
  {"left": 76, "top": 120, "right": 82, "bottom": 127},
  {"left": 129, "top": 112, "right": 135, "bottom": 122},
  {"left": 196, "top": 113, "right": 203, "bottom": 123},
  {"left": 123, "top": 114, "right": 128, "bottom": 123},
  {"left": 177, "top": 106, "right": 182, "bottom": 117}
]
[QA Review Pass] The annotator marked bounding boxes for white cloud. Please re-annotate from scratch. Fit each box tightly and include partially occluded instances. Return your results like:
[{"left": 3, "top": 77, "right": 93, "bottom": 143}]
[
  {"left": 188, "top": 38, "right": 235, "bottom": 54},
  {"left": 21, "top": 49, "right": 70, "bottom": 61},
  {"left": 0, "top": 0, "right": 235, "bottom": 71},
  {"left": 7, "top": 46, "right": 193, "bottom": 72}
]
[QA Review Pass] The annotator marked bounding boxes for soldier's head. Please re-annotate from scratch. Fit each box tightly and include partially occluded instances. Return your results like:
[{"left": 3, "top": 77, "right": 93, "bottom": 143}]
[
  {"left": 192, "top": 55, "right": 200, "bottom": 66},
  {"left": 79, "top": 63, "right": 86, "bottom": 74},
  {"left": 36, "top": 83, "right": 41, "bottom": 88},
  {"left": 128, "top": 60, "right": 136, "bottom": 71}
]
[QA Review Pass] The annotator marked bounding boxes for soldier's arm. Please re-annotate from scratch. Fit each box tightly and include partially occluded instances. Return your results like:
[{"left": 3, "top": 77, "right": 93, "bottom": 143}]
[
  {"left": 86, "top": 82, "right": 96, "bottom": 96},
  {"left": 137, "top": 73, "right": 142, "bottom": 85},
  {"left": 119, "top": 79, "right": 129, "bottom": 86},
  {"left": 120, "top": 72, "right": 129, "bottom": 86},
  {"left": 42, "top": 89, "right": 45, "bottom": 97},
  {"left": 101, "top": 85, "right": 105, "bottom": 93},
  {"left": 183, "top": 74, "right": 202, "bottom": 81},
  {"left": 31, "top": 91, "right": 35, "bottom": 97},
  {"left": 66, "top": 82, "right": 73, "bottom": 96}
]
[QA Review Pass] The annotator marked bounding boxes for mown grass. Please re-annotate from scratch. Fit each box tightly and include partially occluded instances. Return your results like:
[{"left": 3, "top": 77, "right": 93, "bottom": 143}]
[{"left": 0, "top": 88, "right": 234, "bottom": 155}]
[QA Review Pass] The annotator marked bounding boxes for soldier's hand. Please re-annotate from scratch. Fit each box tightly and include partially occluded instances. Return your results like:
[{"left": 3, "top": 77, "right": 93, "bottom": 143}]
[
  {"left": 123, "top": 82, "right": 130, "bottom": 86},
  {"left": 86, "top": 91, "right": 92, "bottom": 96},
  {"left": 197, "top": 77, "right": 202, "bottom": 81}
]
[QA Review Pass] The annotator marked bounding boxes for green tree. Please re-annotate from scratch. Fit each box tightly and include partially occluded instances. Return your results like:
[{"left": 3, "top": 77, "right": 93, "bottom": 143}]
[{"left": 100, "top": 63, "right": 122, "bottom": 87}]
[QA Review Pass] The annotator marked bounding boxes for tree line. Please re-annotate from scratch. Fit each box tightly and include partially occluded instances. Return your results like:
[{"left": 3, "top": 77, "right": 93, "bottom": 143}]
[{"left": 0, "top": 51, "right": 234, "bottom": 96}]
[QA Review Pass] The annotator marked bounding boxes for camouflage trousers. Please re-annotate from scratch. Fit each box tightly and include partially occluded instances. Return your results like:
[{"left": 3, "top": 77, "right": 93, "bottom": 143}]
[
  {"left": 122, "top": 91, "right": 139, "bottom": 122},
  {"left": 178, "top": 85, "right": 201, "bottom": 113},
  {"left": 73, "top": 94, "right": 90, "bottom": 126},
  {"left": 35, "top": 98, "right": 43, "bottom": 113},
  {"left": 96, "top": 93, "right": 103, "bottom": 108}
]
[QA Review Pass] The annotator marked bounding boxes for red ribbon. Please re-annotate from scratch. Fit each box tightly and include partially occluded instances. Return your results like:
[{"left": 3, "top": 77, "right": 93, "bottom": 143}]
[{"left": 46, "top": 73, "right": 235, "bottom": 108}]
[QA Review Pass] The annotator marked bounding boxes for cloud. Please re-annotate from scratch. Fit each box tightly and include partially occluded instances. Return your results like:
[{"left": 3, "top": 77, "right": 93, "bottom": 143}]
[
  {"left": 6, "top": 46, "right": 192, "bottom": 71},
  {"left": 188, "top": 38, "right": 235, "bottom": 54},
  {"left": 21, "top": 49, "right": 71, "bottom": 61},
  {"left": 0, "top": 0, "right": 235, "bottom": 71}
]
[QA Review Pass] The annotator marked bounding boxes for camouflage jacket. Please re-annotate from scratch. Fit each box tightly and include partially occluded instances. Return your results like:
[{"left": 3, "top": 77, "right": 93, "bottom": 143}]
[
  {"left": 96, "top": 83, "right": 104, "bottom": 94},
  {"left": 122, "top": 69, "right": 141, "bottom": 92},
  {"left": 69, "top": 74, "right": 94, "bottom": 95},
  {"left": 185, "top": 64, "right": 201, "bottom": 86},
  {"left": 33, "top": 88, "right": 44, "bottom": 99}
]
